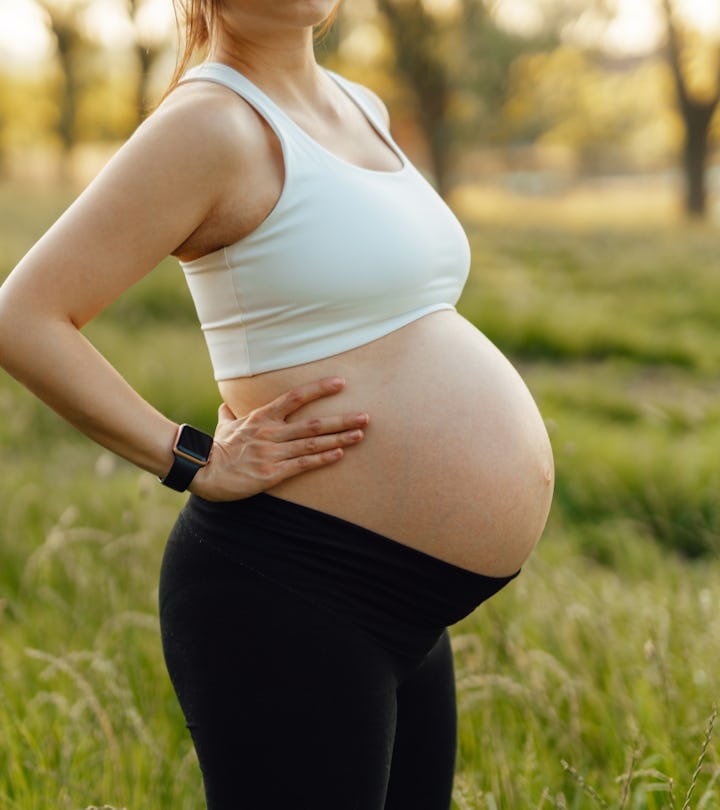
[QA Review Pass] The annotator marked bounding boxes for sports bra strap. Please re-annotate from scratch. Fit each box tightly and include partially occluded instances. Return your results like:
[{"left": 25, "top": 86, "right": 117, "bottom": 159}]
[
  {"left": 179, "top": 62, "right": 392, "bottom": 155},
  {"left": 181, "top": 62, "right": 284, "bottom": 115},
  {"left": 179, "top": 62, "right": 298, "bottom": 159},
  {"left": 323, "top": 69, "right": 390, "bottom": 136}
]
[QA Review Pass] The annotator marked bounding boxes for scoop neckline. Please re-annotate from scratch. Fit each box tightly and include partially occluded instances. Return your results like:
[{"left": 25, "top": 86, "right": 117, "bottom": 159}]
[{"left": 199, "top": 61, "right": 408, "bottom": 177}]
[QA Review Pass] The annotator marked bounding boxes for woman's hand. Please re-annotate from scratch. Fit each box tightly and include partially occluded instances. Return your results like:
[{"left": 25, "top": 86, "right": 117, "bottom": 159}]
[{"left": 190, "top": 377, "right": 368, "bottom": 501}]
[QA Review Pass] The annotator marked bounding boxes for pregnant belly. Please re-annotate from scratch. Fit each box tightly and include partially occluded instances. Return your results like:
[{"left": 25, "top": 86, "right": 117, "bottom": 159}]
[{"left": 219, "top": 310, "right": 554, "bottom": 576}]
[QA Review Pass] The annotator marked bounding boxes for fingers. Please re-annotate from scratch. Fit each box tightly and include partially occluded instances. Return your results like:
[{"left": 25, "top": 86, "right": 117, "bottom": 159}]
[
  {"left": 278, "top": 428, "right": 365, "bottom": 461},
  {"left": 264, "top": 377, "right": 346, "bottom": 420},
  {"left": 200, "top": 378, "right": 368, "bottom": 499},
  {"left": 272, "top": 448, "right": 346, "bottom": 481},
  {"left": 280, "top": 411, "right": 369, "bottom": 441}
]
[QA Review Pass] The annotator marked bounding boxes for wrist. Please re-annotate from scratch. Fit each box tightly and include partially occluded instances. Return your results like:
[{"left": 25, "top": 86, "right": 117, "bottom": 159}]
[
  {"left": 187, "top": 459, "right": 215, "bottom": 498},
  {"left": 159, "top": 423, "right": 214, "bottom": 492},
  {"left": 158, "top": 422, "right": 181, "bottom": 478}
]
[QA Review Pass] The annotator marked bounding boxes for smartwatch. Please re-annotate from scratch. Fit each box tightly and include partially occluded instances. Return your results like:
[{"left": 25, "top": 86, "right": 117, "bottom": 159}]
[{"left": 160, "top": 424, "right": 214, "bottom": 492}]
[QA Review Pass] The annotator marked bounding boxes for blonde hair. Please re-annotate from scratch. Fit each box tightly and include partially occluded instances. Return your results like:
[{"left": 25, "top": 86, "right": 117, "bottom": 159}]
[{"left": 162, "top": 1, "right": 341, "bottom": 102}]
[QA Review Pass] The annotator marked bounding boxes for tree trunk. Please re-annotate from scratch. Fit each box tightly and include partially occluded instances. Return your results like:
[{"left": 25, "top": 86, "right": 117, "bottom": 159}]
[
  {"left": 134, "top": 43, "right": 163, "bottom": 125},
  {"left": 127, "top": 0, "right": 166, "bottom": 126},
  {"left": 53, "top": 23, "right": 80, "bottom": 154},
  {"left": 683, "top": 103, "right": 713, "bottom": 218},
  {"left": 661, "top": 0, "right": 719, "bottom": 220},
  {"left": 0, "top": 90, "right": 7, "bottom": 177},
  {"left": 375, "top": 0, "right": 453, "bottom": 196},
  {"left": 37, "top": 2, "right": 89, "bottom": 160}
]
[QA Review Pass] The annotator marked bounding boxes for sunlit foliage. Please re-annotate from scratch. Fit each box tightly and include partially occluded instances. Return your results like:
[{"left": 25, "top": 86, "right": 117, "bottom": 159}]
[{"left": 503, "top": 47, "right": 685, "bottom": 171}]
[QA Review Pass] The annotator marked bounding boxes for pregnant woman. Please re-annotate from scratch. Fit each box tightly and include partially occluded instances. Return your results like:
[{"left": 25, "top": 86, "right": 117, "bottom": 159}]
[{"left": 0, "top": 1, "right": 554, "bottom": 808}]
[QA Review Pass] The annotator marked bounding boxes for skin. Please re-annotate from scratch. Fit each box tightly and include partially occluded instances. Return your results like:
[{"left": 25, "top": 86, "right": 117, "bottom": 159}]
[
  {"left": 0, "top": 0, "right": 370, "bottom": 500},
  {"left": 0, "top": 0, "right": 554, "bottom": 575}
]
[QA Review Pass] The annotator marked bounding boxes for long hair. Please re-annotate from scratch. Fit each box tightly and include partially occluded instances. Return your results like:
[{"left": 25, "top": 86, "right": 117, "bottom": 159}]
[
  {"left": 162, "top": 0, "right": 219, "bottom": 101},
  {"left": 161, "top": 1, "right": 341, "bottom": 102}
]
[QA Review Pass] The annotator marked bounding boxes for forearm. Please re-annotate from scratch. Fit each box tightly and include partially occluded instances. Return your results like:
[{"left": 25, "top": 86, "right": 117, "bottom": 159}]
[{"left": 0, "top": 314, "right": 179, "bottom": 477}]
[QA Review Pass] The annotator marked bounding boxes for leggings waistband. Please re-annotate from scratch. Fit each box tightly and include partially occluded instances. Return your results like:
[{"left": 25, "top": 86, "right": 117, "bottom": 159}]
[{"left": 177, "top": 493, "right": 519, "bottom": 660}]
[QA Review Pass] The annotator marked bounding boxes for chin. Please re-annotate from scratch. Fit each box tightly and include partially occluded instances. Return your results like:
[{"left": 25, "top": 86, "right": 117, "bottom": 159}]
[
  {"left": 224, "top": 0, "right": 339, "bottom": 32},
  {"left": 280, "top": 0, "right": 340, "bottom": 27}
]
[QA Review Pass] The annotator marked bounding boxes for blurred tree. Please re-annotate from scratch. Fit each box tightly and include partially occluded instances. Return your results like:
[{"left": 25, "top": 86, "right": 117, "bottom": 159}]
[
  {"left": 373, "top": 0, "right": 614, "bottom": 195},
  {"left": 36, "top": 0, "right": 93, "bottom": 153},
  {"left": 0, "top": 75, "right": 7, "bottom": 175},
  {"left": 455, "top": 2, "right": 551, "bottom": 144},
  {"left": 375, "top": 0, "right": 453, "bottom": 195},
  {"left": 125, "top": 0, "right": 170, "bottom": 125},
  {"left": 503, "top": 47, "right": 677, "bottom": 173},
  {"left": 374, "top": 0, "right": 539, "bottom": 195},
  {"left": 661, "top": 0, "right": 719, "bottom": 218}
]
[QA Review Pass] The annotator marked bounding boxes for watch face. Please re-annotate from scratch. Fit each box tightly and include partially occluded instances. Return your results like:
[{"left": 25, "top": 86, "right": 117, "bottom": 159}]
[{"left": 176, "top": 425, "right": 214, "bottom": 463}]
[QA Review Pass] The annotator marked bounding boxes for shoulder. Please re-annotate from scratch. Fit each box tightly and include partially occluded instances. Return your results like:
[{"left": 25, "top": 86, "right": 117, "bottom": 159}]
[
  {"left": 127, "top": 79, "right": 275, "bottom": 196},
  {"left": 74, "top": 79, "right": 280, "bottom": 263},
  {"left": 145, "top": 80, "right": 267, "bottom": 164}
]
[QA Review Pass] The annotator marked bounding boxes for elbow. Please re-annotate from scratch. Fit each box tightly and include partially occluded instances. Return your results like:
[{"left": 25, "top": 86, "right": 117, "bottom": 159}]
[
  {"left": 0, "top": 275, "right": 77, "bottom": 374},
  {"left": 0, "top": 288, "right": 50, "bottom": 373}
]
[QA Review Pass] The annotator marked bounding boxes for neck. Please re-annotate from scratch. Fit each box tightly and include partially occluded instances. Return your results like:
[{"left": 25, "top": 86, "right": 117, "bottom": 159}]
[{"left": 208, "top": 16, "right": 324, "bottom": 104}]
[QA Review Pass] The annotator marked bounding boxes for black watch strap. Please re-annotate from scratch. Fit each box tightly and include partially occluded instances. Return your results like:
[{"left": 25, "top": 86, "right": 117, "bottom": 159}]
[
  {"left": 159, "top": 424, "right": 214, "bottom": 493},
  {"left": 161, "top": 454, "right": 205, "bottom": 492}
]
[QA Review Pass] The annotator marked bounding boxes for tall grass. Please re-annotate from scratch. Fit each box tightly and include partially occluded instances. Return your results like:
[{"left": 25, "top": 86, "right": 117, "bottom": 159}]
[
  {"left": 453, "top": 539, "right": 719, "bottom": 807},
  {"left": 1, "top": 181, "right": 719, "bottom": 808}
]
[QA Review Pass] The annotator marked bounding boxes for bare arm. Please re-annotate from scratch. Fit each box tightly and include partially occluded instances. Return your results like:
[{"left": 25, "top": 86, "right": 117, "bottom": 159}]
[{"left": 0, "top": 88, "right": 367, "bottom": 497}]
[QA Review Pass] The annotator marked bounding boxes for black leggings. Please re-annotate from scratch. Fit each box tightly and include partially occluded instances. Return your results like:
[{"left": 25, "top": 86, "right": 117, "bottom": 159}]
[{"left": 158, "top": 493, "right": 519, "bottom": 810}]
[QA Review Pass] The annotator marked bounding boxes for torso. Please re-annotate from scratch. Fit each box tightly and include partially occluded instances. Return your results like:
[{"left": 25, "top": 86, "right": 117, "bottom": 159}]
[
  {"left": 219, "top": 311, "right": 554, "bottom": 577},
  {"left": 171, "top": 68, "right": 554, "bottom": 577}
]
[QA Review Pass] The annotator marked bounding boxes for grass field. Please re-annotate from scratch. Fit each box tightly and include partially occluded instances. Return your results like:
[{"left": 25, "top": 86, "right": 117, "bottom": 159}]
[{"left": 0, "top": 178, "right": 719, "bottom": 809}]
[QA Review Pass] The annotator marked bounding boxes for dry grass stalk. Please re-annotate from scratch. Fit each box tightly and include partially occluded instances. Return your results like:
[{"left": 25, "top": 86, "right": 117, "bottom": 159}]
[
  {"left": 561, "top": 759, "right": 610, "bottom": 809},
  {"left": 618, "top": 747, "right": 640, "bottom": 809},
  {"left": 682, "top": 704, "right": 718, "bottom": 810}
]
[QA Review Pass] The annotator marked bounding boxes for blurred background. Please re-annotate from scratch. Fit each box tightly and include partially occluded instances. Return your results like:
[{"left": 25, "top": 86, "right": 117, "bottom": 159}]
[
  {"left": 0, "top": 0, "right": 719, "bottom": 218},
  {"left": 1, "top": 1, "right": 719, "bottom": 808}
]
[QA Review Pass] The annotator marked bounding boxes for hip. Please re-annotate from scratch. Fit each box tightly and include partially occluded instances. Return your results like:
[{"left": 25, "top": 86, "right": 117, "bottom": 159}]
[{"left": 159, "top": 492, "right": 519, "bottom": 666}]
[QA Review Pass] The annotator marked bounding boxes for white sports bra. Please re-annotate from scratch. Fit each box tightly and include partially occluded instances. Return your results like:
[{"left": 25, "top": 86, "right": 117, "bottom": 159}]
[{"left": 178, "top": 62, "right": 471, "bottom": 380}]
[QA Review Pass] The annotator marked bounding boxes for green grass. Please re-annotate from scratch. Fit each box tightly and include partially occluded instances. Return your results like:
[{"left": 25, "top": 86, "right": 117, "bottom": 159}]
[
  {"left": 453, "top": 540, "right": 720, "bottom": 808},
  {"left": 460, "top": 224, "right": 720, "bottom": 370},
  {"left": 1, "top": 179, "right": 719, "bottom": 808}
]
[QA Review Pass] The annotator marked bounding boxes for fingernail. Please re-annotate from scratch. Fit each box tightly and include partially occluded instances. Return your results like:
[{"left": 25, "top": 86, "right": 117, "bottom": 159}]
[{"left": 353, "top": 414, "right": 369, "bottom": 426}]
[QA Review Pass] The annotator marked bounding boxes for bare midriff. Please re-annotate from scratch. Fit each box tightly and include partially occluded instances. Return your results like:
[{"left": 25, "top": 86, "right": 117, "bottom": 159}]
[{"left": 218, "top": 309, "right": 554, "bottom": 577}]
